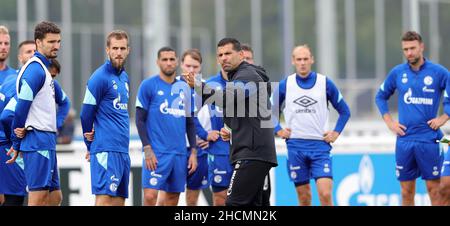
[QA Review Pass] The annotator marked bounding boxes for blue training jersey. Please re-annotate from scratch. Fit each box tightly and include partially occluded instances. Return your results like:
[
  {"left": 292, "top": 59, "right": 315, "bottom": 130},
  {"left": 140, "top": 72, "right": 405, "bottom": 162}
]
[
  {"left": 194, "top": 71, "right": 230, "bottom": 156},
  {"left": 0, "top": 65, "right": 16, "bottom": 87},
  {"left": 375, "top": 59, "right": 449, "bottom": 142},
  {"left": 136, "top": 75, "right": 192, "bottom": 156},
  {"left": 80, "top": 60, "right": 130, "bottom": 154}
]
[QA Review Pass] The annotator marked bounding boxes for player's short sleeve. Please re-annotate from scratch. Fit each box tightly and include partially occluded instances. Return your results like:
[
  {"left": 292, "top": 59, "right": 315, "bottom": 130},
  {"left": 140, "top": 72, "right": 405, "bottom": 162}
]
[
  {"left": 136, "top": 79, "right": 152, "bottom": 111},
  {"left": 378, "top": 68, "right": 397, "bottom": 96},
  {"left": 83, "top": 74, "right": 105, "bottom": 106}
]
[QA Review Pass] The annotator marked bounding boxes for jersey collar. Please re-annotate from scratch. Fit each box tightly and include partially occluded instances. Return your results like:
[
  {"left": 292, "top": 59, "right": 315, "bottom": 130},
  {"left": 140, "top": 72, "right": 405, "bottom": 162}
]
[
  {"left": 34, "top": 52, "right": 52, "bottom": 68},
  {"left": 406, "top": 57, "right": 428, "bottom": 72}
]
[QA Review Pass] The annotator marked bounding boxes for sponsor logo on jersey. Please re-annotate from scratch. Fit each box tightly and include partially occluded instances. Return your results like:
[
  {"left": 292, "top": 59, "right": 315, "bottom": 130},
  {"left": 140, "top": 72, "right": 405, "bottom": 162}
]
[
  {"left": 402, "top": 73, "right": 408, "bottom": 84},
  {"left": 422, "top": 86, "right": 435, "bottom": 93},
  {"left": 159, "top": 99, "right": 185, "bottom": 117},
  {"left": 113, "top": 94, "right": 128, "bottom": 110},
  {"left": 403, "top": 88, "right": 433, "bottom": 105},
  {"left": 112, "top": 80, "right": 118, "bottom": 90},
  {"left": 293, "top": 96, "right": 317, "bottom": 108}
]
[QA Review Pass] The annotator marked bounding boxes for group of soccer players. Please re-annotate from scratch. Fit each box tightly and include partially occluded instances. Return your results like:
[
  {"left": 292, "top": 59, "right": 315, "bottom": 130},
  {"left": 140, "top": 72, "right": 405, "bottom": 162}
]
[{"left": 0, "top": 19, "right": 450, "bottom": 206}]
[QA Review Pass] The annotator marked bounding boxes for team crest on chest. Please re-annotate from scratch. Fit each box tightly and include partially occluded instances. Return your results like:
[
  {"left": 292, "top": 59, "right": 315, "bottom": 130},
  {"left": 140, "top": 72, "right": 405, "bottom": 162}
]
[{"left": 424, "top": 76, "right": 433, "bottom": 86}]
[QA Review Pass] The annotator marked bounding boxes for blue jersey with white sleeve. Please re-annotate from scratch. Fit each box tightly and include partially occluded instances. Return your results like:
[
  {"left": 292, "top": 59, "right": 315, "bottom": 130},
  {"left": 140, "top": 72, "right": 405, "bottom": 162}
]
[
  {"left": 80, "top": 60, "right": 130, "bottom": 154},
  {"left": 194, "top": 71, "right": 230, "bottom": 156},
  {"left": 375, "top": 59, "right": 448, "bottom": 142},
  {"left": 136, "top": 75, "right": 192, "bottom": 156}
]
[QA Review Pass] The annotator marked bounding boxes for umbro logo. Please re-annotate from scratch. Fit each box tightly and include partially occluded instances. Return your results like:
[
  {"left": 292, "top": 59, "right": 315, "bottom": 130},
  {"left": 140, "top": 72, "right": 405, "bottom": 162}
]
[{"left": 293, "top": 96, "right": 317, "bottom": 108}]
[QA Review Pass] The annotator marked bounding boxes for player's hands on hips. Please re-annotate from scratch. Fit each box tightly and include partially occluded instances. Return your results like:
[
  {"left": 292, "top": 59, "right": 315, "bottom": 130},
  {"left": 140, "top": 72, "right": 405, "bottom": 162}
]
[
  {"left": 220, "top": 127, "right": 231, "bottom": 141},
  {"left": 197, "top": 138, "right": 209, "bottom": 150},
  {"left": 85, "top": 151, "right": 90, "bottom": 162},
  {"left": 427, "top": 114, "right": 449, "bottom": 130},
  {"left": 324, "top": 131, "right": 340, "bottom": 143},
  {"left": 182, "top": 72, "right": 195, "bottom": 88},
  {"left": 386, "top": 120, "right": 406, "bottom": 136},
  {"left": 14, "top": 128, "right": 26, "bottom": 138},
  {"left": 207, "top": 130, "right": 220, "bottom": 142},
  {"left": 188, "top": 148, "right": 198, "bottom": 175},
  {"left": 276, "top": 128, "right": 292, "bottom": 139},
  {"left": 144, "top": 145, "right": 158, "bottom": 171},
  {"left": 84, "top": 129, "right": 95, "bottom": 141},
  {"left": 6, "top": 147, "right": 21, "bottom": 164}
]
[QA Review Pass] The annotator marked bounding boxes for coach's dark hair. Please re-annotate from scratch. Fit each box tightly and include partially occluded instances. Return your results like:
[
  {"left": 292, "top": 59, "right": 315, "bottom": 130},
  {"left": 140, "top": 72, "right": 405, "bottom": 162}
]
[
  {"left": 106, "top": 30, "right": 129, "bottom": 47},
  {"left": 157, "top": 46, "right": 176, "bottom": 59},
  {"left": 217, "top": 38, "right": 242, "bottom": 52},
  {"left": 50, "top": 59, "right": 61, "bottom": 74},
  {"left": 18, "top": 40, "right": 35, "bottom": 50},
  {"left": 182, "top": 49, "right": 202, "bottom": 64},
  {"left": 34, "top": 21, "right": 61, "bottom": 41},
  {"left": 402, "top": 31, "right": 423, "bottom": 43},
  {"left": 241, "top": 43, "right": 253, "bottom": 54}
]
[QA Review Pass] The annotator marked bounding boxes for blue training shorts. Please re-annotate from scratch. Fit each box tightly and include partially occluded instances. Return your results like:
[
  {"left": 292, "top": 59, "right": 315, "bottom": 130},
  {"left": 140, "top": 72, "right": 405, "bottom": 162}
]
[
  {"left": 142, "top": 152, "right": 188, "bottom": 193},
  {"left": 208, "top": 154, "right": 233, "bottom": 192},
  {"left": 90, "top": 151, "right": 130, "bottom": 198},
  {"left": 22, "top": 150, "right": 60, "bottom": 191},
  {"left": 395, "top": 140, "right": 442, "bottom": 181},
  {"left": 187, "top": 153, "right": 209, "bottom": 190},
  {"left": 287, "top": 149, "right": 332, "bottom": 185},
  {"left": 0, "top": 145, "right": 27, "bottom": 195}
]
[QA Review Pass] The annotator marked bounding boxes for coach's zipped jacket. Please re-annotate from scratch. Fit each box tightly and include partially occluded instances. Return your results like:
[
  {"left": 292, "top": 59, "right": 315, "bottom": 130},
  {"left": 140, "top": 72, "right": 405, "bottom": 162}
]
[{"left": 198, "top": 61, "right": 278, "bottom": 166}]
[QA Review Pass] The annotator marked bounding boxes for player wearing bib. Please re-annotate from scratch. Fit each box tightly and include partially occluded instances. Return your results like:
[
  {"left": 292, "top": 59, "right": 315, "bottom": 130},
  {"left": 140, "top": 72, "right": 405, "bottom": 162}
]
[
  {"left": 7, "top": 21, "right": 62, "bottom": 206},
  {"left": 136, "top": 47, "right": 197, "bottom": 206},
  {"left": 81, "top": 30, "right": 131, "bottom": 206},
  {"left": 272, "top": 45, "right": 350, "bottom": 206},
  {"left": 0, "top": 77, "right": 69, "bottom": 206},
  {"left": 375, "top": 31, "right": 449, "bottom": 206}
]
